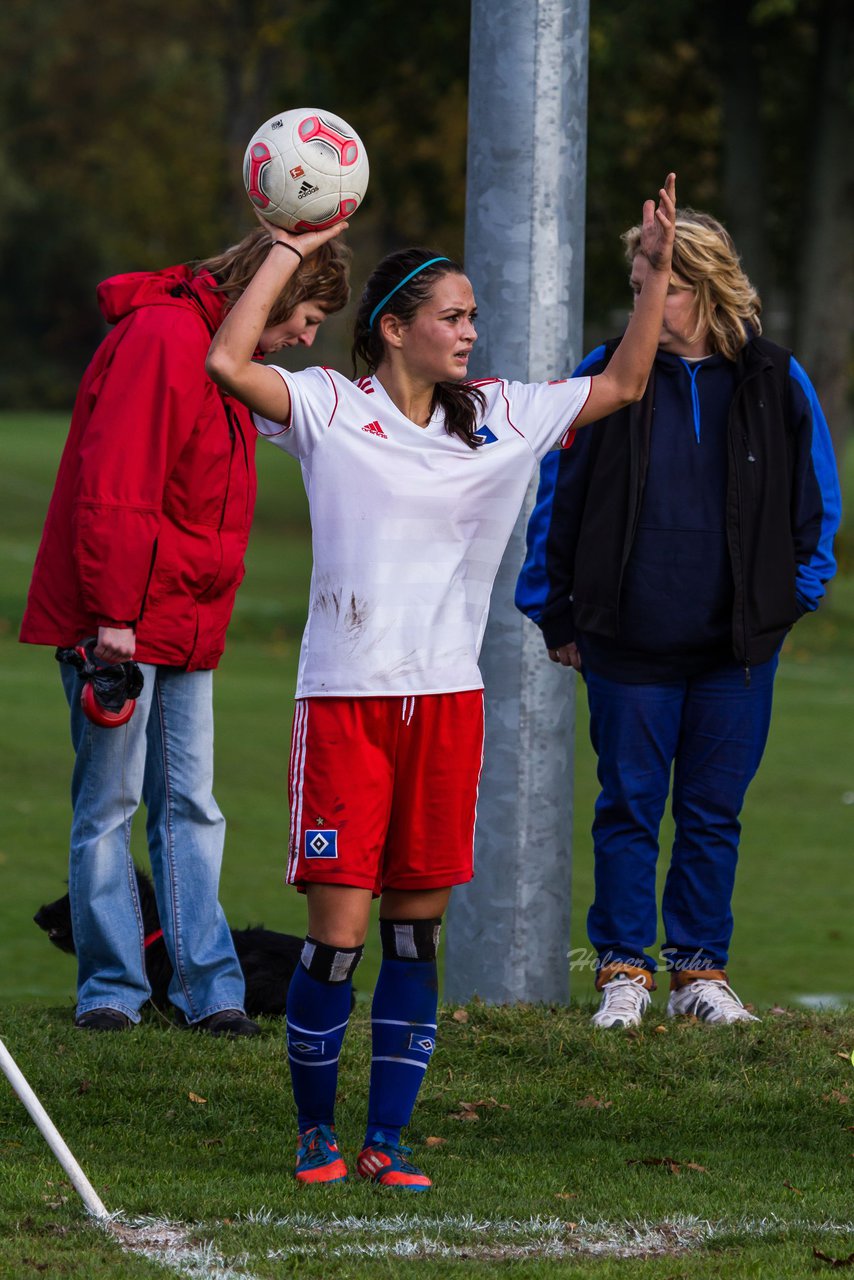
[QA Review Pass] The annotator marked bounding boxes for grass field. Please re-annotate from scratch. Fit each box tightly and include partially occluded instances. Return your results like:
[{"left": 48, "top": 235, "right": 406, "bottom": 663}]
[
  {"left": 1, "top": 1002, "right": 853, "bottom": 1278},
  {"left": 0, "top": 412, "right": 852, "bottom": 1277}
]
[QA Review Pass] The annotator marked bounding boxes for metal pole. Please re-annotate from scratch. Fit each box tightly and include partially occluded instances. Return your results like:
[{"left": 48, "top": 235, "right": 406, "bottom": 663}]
[
  {"left": 0, "top": 1034, "right": 110, "bottom": 1219},
  {"left": 445, "top": 0, "right": 589, "bottom": 1004}
]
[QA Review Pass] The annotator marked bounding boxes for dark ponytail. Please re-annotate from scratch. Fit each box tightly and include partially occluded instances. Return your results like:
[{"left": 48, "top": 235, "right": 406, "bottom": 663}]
[{"left": 351, "top": 248, "right": 485, "bottom": 449}]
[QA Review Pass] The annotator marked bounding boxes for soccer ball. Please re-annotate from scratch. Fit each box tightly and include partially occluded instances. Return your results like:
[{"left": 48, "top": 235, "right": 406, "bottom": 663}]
[{"left": 243, "top": 109, "right": 369, "bottom": 233}]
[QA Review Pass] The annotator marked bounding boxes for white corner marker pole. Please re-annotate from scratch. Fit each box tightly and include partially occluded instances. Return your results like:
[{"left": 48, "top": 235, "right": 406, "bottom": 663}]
[{"left": 0, "top": 1034, "right": 109, "bottom": 1220}]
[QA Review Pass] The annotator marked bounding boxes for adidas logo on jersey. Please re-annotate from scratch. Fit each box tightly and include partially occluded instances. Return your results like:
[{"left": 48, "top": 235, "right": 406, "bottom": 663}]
[{"left": 361, "top": 420, "right": 387, "bottom": 438}]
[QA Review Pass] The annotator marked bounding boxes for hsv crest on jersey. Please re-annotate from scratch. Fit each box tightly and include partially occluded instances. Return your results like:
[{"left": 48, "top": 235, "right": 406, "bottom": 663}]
[
  {"left": 473, "top": 425, "right": 498, "bottom": 445},
  {"left": 305, "top": 828, "right": 338, "bottom": 858},
  {"left": 361, "top": 420, "right": 387, "bottom": 438}
]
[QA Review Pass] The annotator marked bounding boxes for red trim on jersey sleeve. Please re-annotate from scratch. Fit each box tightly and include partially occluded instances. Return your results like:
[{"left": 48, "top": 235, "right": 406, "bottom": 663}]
[
  {"left": 496, "top": 381, "right": 527, "bottom": 440},
  {"left": 253, "top": 364, "right": 293, "bottom": 436},
  {"left": 490, "top": 375, "right": 594, "bottom": 449},
  {"left": 255, "top": 418, "right": 291, "bottom": 438},
  {"left": 558, "top": 377, "right": 592, "bottom": 448},
  {"left": 320, "top": 367, "right": 340, "bottom": 430}
]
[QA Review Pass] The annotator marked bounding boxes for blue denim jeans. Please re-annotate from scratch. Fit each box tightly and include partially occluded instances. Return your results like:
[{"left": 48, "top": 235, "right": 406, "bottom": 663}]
[
  {"left": 584, "top": 656, "right": 779, "bottom": 976},
  {"left": 60, "top": 662, "right": 246, "bottom": 1023}
]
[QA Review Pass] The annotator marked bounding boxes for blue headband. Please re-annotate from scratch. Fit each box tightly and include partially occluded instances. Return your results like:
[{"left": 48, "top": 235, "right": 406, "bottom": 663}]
[{"left": 368, "top": 257, "right": 451, "bottom": 329}]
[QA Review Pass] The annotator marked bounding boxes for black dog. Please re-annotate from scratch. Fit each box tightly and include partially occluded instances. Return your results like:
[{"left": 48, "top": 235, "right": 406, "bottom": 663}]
[{"left": 34, "top": 866, "right": 305, "bottom": 1018}]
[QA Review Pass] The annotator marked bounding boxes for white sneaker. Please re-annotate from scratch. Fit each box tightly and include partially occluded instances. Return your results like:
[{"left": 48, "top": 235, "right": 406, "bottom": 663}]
[
  {"left": 666, "top": 979, "right": 759, "bottom": 1024},
  {"left": 591, "top": 973, "right": 651, "bottom": 1028}
]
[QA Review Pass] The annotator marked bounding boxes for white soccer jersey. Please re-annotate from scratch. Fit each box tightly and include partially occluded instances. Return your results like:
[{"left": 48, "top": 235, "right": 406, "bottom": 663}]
[{"left": 255, "top": 367, "right": 591, "bottom": 697}]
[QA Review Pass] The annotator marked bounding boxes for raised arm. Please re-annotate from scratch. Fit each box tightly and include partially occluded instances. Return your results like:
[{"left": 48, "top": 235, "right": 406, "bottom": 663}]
[
  {"left": 574, "top": 173, "right": 676, "bottom": 429},
  {"left": 205, "top": 219, "right": 348, "bottom": 423}
]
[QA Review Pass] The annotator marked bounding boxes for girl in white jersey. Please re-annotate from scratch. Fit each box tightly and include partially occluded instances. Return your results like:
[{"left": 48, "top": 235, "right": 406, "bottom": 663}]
[{"left": 207, "top": 173, "right": 676, "bottom": 1191}]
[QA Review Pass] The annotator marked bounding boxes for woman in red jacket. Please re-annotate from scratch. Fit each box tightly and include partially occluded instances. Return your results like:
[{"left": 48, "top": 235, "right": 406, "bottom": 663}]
[{"left": 21, "top": 224, "right": 349, "bottom": 1033}]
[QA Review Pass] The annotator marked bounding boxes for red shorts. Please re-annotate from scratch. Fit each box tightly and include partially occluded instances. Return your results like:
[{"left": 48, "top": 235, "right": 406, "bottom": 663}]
[{"left": 286, "top": 691, "right": 485, "bottom": 895}]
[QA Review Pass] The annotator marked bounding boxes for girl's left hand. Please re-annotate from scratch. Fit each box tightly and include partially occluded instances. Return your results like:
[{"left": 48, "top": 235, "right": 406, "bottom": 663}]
[{"left": 639, "top": 172, "right": 676, "bottom": 272}]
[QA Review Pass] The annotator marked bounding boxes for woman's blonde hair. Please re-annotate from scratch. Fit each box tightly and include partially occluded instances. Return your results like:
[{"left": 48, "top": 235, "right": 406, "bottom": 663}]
[
  {"left": 622, "top": 208, "right": 762, "bottom": 360},
  {"left": 195, "top": 227, "right": 351, "bottom": 326}
]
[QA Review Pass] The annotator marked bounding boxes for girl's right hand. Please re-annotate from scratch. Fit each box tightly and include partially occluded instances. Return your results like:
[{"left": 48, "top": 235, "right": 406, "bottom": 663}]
[{"left": 254, "top": 210, "right": 349, "bottom": 259}]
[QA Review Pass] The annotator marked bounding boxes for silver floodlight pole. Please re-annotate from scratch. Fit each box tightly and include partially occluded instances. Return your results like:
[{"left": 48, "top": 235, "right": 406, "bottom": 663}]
[{"left": 445, "top": 0, "right": 589, "bottom": 1004}]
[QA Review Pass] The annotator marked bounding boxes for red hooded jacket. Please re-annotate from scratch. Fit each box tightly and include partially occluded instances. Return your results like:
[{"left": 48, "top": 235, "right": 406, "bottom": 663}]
[{"left": 20, "top": 265, "right": 257, "bottom": 670}]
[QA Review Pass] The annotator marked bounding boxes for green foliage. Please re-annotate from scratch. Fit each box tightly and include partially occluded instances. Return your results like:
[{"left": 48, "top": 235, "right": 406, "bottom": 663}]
[
  {"left": 3, "top": 0, "right": 850, "bottom": 433},
  {"left": 585, "top": 0, "right": 722, "bottom": 332},
  {"left": 0, "top": 0, "right": 470, "bottom": 407}
]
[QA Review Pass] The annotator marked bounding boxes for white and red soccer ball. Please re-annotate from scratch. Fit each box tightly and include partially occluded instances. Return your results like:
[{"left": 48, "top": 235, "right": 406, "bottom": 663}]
[{"left": 243, "top": 109, "right": 369, "bottom": 233}]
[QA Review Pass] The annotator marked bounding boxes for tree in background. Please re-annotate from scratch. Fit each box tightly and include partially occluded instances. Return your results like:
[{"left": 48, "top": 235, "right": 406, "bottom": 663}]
[
  {"left": 0, "top": 0, "right": 850, "bottom": 482},
  {"left": 584, "top": 0, "right": 852, "bottom": 475}
]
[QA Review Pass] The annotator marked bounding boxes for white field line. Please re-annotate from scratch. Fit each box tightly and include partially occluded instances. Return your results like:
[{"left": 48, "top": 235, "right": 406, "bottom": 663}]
[
  {"left": 100, "top": 1210, "right": 854, "bottom": 1271},
  {"left": 243, "top": 1210, "right": 854, "bottom": 1263},
  {"left": 101, "top": 1217, "right": 259, "bottom": 1280}
]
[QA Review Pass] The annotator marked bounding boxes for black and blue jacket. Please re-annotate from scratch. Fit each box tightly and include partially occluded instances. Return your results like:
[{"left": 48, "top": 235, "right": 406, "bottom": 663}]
[{"left": 516, "top": 336, "right": 841, "bottom": 680}]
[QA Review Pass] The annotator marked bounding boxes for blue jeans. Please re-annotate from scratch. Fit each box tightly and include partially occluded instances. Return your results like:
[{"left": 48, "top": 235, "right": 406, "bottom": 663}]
[
  {"left": 61, "top": 662, "right": 246, "bottom": 1023},
  {"left": 584, "top": 657, "right": 778, "bottom": 976}
]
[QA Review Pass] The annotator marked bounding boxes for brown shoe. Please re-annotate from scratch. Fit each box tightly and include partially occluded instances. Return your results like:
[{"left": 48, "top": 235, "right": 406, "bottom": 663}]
[
  {"left": 74, "top": 1008, "right": 132, "bottom": 1031},
  {"left": 191, "top": 1009, "right": 261, "bottom": 1038}
]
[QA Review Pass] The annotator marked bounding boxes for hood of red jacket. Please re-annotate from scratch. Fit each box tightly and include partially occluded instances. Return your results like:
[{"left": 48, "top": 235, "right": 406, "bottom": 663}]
[{"left": 96, "top": 264, "right": 226, "bottom": 335}]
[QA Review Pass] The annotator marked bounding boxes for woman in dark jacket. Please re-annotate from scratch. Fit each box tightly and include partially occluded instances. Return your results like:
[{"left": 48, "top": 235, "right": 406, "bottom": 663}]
[
  {"left": 21, "top": 225, "right": 350, "bottom": 1033},
  {"left": 517, "top": 210, "right": 840, "bottom": 1028}
]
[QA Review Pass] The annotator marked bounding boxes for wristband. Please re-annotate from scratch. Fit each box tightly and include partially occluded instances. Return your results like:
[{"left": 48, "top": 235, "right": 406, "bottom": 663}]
[{"left": 269, "top": 240, "right": 304, "bottom": 263}]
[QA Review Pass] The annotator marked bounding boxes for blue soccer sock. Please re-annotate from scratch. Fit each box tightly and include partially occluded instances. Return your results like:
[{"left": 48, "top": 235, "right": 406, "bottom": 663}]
[
  {"left": 286, "top": 938, "right": 360, "bottom": 1134},
  {"left": 364, "top": 919, "right": 441, "bottom": 1151}
]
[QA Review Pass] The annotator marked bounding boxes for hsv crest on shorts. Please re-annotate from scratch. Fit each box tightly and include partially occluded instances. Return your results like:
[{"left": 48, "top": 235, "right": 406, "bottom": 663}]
[{"left": 305, "top": 829, "right": 338, "bottom": 859}]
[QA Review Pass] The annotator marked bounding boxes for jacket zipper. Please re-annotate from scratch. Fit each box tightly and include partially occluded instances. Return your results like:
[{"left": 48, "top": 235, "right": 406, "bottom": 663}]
[
  {"left": 137, "top": 537, "right": 159, "bottom": 622},
  {"left": 195, "top": 410, "right": 235, "bottom": 609},
  {"left": 227, "top": 400, "right": 252, "bottom": 524},
  {"left": 219, "top": 413, "right": 236, "bottom": 529},
  {"left": 728, "top": 378, "right": 757, "bottom": 686}
]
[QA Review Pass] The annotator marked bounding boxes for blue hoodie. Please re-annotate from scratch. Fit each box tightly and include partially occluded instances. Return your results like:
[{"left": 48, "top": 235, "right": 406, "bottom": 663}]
[{"left": 516, "top": 342, "right": 841, "bottom": 682}]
